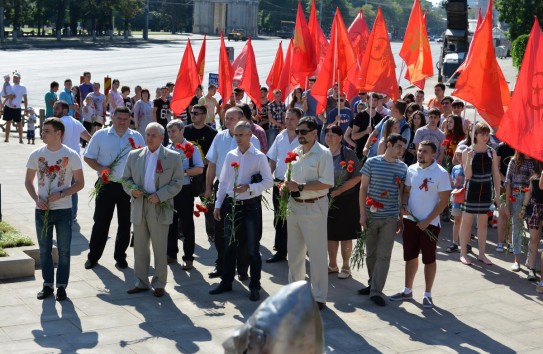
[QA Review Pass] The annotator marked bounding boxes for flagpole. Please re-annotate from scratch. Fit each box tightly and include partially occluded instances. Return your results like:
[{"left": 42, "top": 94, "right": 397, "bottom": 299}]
[{"left": 398, "top": 61, "right": 406, "bottom": 87}]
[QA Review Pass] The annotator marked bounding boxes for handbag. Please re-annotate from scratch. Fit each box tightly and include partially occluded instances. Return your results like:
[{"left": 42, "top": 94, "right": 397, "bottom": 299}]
[
  {"left": 188, "top": 156, "right": 205, "bottom": 197},
  {"left": 451, "top": 187, "right": 466, "bottom": 204}
]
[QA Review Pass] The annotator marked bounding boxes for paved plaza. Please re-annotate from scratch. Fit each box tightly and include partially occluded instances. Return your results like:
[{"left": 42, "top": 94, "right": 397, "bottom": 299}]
[{"left": 1, "top": 37, "right": 541, "bottom": 353}]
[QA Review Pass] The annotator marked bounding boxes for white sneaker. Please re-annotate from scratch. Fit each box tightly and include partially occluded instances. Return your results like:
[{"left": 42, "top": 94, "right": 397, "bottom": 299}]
[
  {"left": 496, "top": 243, "right": 504, "bottom": 253},
  {"left": 511, "top": 262, "right": 520, "bottom": 272}
]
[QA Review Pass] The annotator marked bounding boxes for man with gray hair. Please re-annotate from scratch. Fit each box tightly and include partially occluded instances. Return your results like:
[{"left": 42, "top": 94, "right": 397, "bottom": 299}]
[
  {"left": 205, "top": 107, "right": 261, "bottom": 279},
  {"left": 123, "top": 122, "right": 184, "bottom": 297},
  {"left": 209, "top": 121, "right": 273, "bottom": 301}
]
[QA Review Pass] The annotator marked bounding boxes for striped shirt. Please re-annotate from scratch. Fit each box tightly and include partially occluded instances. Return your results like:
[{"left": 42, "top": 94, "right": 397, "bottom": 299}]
[{"left": 361, "top": 155, "right": 407, "bottom": 218}]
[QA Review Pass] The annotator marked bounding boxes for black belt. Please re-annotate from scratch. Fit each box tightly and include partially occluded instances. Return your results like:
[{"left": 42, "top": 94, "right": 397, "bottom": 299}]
[
  {"left": 225, "top": 196, "right": 261, "bottom": 206},
  {"left": 293, "top": 195, "right": 326, "bottom": 204},
  {"left": 274, "top": 178, "right": 284, "bottom": 183}
]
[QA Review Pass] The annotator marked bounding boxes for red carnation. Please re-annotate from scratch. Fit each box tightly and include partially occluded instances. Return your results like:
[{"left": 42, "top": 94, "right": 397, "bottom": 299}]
[
  {"left": 509, "top": 195, "right": 517, "bottom": 202},
  {"left": 522, "top": 187, "right": 530, "bottom": 193},
  {"left": 193, "top": 211, "right": 201, "bottom": 217},
  {"left": 101, "top": 169, "right": 110, "bottom": 184},
  {"left": 348, "top": 160, "right": 355, "bottom": 165},
  {"left": 487, "top": 211, "right": 494, "bottom": 217},
  {"left": 195, "top": 203, "right": 208, "bottom": 213},
  {"left": 380, "top": 190, "right": 389, "bottom": 197},
  {"left": 339, "top": 161, "right": 347, "bottom": 166},
  {"left": 513, "top": 188, "right": 520, "bottom": 193},
  {"left": 346, "top": 165, "right": 354, "bottom": 173},
  {"left": 441, "top": 139, "right": 450, "bottom": 146},
  {"left": 366, "top": 197, "right": 375, "bottom": 206},
  {"left": 231, "top": 161, "right": 240, "bottom": 168},
  {"left": 395, "top": 176, "right": 401, "bottom": 185},
  {"left": 175, "top": 143, "right": 183, "bottom": 149},
  {"left": 371, "top": 137, "right": 377, "bottom": 143},
  {"left": 183, "top": 142, "right": 195, "bottom": 159},
  {"left": 287, "top": 152, "right": 299, "bottom": 158},
  {"left": 491, "top": 219, "right": 498, "bottom": 225},
  {"left": 137, "top": 145, "right": 142, "bottom": 149},
  {"left": 128, "top": 137, "right": 136, "bottom": 149}
]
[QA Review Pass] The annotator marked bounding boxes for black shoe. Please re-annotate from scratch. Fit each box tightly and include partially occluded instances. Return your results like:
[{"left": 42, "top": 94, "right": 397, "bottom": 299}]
[
  {"left": 84, "top": 259, "right": 96, "bottom": 270},
  {"left": 208, "top": 268, "right": 222, "bottom": 278},
  {"left": 249, "top": 288, "right": 260, "bottom": 301},
  {"left": 209, "top": 283, "right": 232, "bottom": 295},
  {"left": 317, "top": 302, "right": 326, "bottom": 310},
  {"left": 56, "top": 286, "right": 67, "bottom": 301},
  {"left": 116, "top": 259, "right": 128, "bottom": 269},
  {"left": 371, "top": 295, "right": 386, "bottom": 307},
  {"left": 238, "top": 274, "right": 249, "bottom": 281},
  {"left": 266, "top": 254, "right": 287, "bottom": 263},
  {"left": 358, "top": 285, "right": 371, "bottom": 295},
  {"left": 37, "top": 286, "right": 54, "bottom": 300}
]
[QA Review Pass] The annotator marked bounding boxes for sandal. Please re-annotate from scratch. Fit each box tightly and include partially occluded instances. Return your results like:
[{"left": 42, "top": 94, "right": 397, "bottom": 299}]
[
  {"left": 338, "top": 269, "right": 351, "bottom": 279},
  {"left": 446, "top": 243, "right": 459, "bottom": 253},
  {"left": 328, "top": 266, "right": 339, "bottom": 273}
]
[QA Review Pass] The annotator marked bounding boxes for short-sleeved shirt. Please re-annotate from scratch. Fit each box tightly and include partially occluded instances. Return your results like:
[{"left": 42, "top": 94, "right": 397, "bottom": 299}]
[
  {"left": 83, "top": 127, "right": 145, "bottom": 180},
  {"left": 303, "top": 89, "right": 318, "bottom": 119},
  {"left": 267, "top": 129, "right": 299, "bottom": 179},
  {"left": 183, "top": 124, "right": 218, "bottom": 160},
  {"left": 413, "top": 126, "right": 446, "bottom": 154},
  {"left": 496, "top": 142, "right": 515, "bottom": 177},
  {"left": 26, "top": 145, "right": 83, "bottom": 210},
  {"left": 3, "top": 83, "right": 27, "bottom": 109},
  {"left": 404, "top": 161, "right": 451, "bottom": 226},
  {"left": 87, "top": 92, "right": 106, "bottom": 117},
  {"left": 168, "top": 139, "right": 205, "bottom": 185},
  {"left": 331, "top": 147, "right": 362, "bottom": 192},
  {"left": 290, "top": 142, "right": 334, "bottom": 199},
  {"left": 268, "top": 100, "right": 286, "bottom": 128},
  {"left": 451, "top": 165, "right": 465, "bottom": 209},
  {"left": 59, "top": 88, "right": 76, "bottom": 117},
  {"left": 79, "top": 83, "right": 93, "bottom": 105},
  {"left": 44, "top": 91, "right": 58, "bottom": 117},
  {"left": 327, "top": 108, "right": 354, "bottom": 134},
  {"left": 369, "top": 116, "right": 411, "bottom": 158},
  {"left": 505, "top": 158, "right": 535, "bottom": 189},
  {"left": 427, "top": 97, "right": 443, "bottom": 111},
  {"left": 361, "top": 155, "right": 408, "bottom": 218},
  {"left": 154, "top": 98, "right": 171, "bottom": 126},
  {"left": 60, "top": 115, "right": 86, "bottom": 154}
]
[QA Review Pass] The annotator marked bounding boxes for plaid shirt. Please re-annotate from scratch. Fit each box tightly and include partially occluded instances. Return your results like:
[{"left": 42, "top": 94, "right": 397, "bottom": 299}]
[
  {"left": 268, "top": 100, "right": 286, "bottom": 128},
  {"left": 505, "top": 158, "right": 535, "bottom": 189}
]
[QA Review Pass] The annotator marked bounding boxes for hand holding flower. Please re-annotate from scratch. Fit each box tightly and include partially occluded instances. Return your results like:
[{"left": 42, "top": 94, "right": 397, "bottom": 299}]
[
  {"left": 132, "top": 189, "right": 144, "bottom": 198},
  {"left": 147, "top": 193, "right": 160, "bottom": 204},
  {"left": 286, "top": 180, "right": 300, "bottom": 193},
  {"left": 36, "top": 198, "right": 48, "bottom": 210}
]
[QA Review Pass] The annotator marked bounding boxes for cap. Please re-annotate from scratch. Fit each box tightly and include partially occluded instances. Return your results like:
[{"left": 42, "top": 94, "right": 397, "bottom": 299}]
[
  {"left": 26, "top": 106, "right": 34, "bottom": 112},
  {"left": 13, "top": 72, "right": 21, "bottom": 78}
]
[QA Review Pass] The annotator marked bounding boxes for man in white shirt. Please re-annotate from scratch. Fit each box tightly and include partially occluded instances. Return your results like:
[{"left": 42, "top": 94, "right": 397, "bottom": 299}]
[
  {"left": 204, "top": 107, "right": 261, "bottom": 279},
  {"left": 266, "top": 107, "right": 300, "bottom": 263},
  {"left": 209, "top": 121, "right": 273, "bottom": 301},
  {"left": 25, "top": 117, "right": 84, "bottom": 301},
  {"left": 122, "top": 122, "right": 184, "bottom": 297},
  {"left": 53, "top": 100, "right": 91, "bottom": 220},
  {"left": 83, "top": 106, "right": 145, "bottom": 270},
  {"left": 392, "top": 141, "right": 451, "bottom": 308},
  {"left": 2, "top": 72, "right": 28, "bottom": 143}
]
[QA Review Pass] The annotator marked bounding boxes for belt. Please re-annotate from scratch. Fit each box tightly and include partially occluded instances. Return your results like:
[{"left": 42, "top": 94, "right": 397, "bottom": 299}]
[
  {"left": 274, "top": 178, "right": 284, "bottom": 183},
  {"left": 293, "top": 195, "right": 326, "bottom": 204},
  {"left": 226, "top": 196, "right": 261, "bottom": 206}
]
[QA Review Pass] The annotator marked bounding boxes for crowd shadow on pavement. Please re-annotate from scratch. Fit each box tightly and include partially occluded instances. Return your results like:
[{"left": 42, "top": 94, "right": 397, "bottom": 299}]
[{"left": 96, "top": 267, "right": 212, "bottom": 353}]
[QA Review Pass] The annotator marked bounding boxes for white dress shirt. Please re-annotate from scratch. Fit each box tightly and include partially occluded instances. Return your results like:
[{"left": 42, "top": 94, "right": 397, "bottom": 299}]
[
  {"left": 215, "top": 144, "right": 274, "bottom": 209},
  {"left": 267, "top": 129, "right": 299, "bottom": 179},
  {"left": 205, "top": 129, "right": 261, "bottom": 179},
  {"left": 144, "top": 148, "right": 159, "bottom": 194},
  {"left": 84, "top": 127, "right": 145, "bottom": 180}
]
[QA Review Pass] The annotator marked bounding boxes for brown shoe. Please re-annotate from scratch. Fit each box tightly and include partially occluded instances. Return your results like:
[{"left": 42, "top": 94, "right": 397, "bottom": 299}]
[
  {"left": 127, "top": 287, "right": 149, "bottom": 294},
  {"left": 167, "top": 256, "right": 177, "bottom": 264},
  {"left": 153, "top": 288, "right": 166, "bottom": 297},
  {"left": 181, "top": 260, "right": 193, "bottom": 270}
]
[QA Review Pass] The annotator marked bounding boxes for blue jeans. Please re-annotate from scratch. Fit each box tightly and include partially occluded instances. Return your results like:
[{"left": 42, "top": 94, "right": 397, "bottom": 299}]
[
  {"left": 265, "top": 128, "right": 278, "bottom": 148},
  {"left": 221, "top": 198, "right": 262, "bottom": 290},
  {"left": 71, "top": 177, "right": 78, "bottom": 219},
  {"left": 510, "top": 195, "right": 524, "bottom": 256},
  {"left": 35, "top": 208, "right": 73, "bottom": 288}
]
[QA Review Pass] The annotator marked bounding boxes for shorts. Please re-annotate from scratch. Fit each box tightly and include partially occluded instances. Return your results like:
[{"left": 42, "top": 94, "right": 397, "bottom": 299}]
[
  {"left": 451, "top": 207, "right": 462, "bottom": 217},
  {"left": 402, "top": 218, "right": 441, "bottom": 264},
  {"left": 27, "top": 129, "right": 35, "bottom": 140},
  {"left": 2, "top": 106, "right": 22, "bottom": 122},
  {"left": 527, "top": 203, "right": 543, "bottom": 230}
]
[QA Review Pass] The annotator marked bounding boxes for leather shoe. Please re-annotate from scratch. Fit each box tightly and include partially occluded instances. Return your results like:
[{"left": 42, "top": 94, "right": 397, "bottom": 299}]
[
  {"left": 84, "top": 259, "right": 96, "bottom": 269},
  {"left": 266, "top": 254, "right": 287, "bottom": 263},
  {"left": 371, "top": 295, "right": 386, "bottom": 307},
  {"left": 37, "top": 286, "right": 54, "bottom": 300},
  {"left": 209, "top": 283, "right": 232, "bottom": 295},
  {"left": 357, "top": 285, "right": 371, "bottom": 295},
  {"left": 127, "top": 287, "right": 149, "bottom": 294},
  {"left": 249, "top": 288, "right": 260, "bottom": 301},
  {"left": 238, "top": 274, "right": 249, "bottom": 281},
  {"left": 56, "top": 286, "right": 67, "bottom": 301},
  {"left": 317, "top": 302, "right": 326, "bottom": 310},
  {"left": 153, "top": 288, "right": 166, "bottom": 297},
  {"left": 116, "top": 259, "right": 128, "bottom": 269},
  {"left": 181, "top": 260, "right": 194, "bottom": 270},
  {"left": 208, "top": 268, "right": 221, "bottom": 278},
  {"left": 167, "top": 256, "right": 177, "bottom": 264}
]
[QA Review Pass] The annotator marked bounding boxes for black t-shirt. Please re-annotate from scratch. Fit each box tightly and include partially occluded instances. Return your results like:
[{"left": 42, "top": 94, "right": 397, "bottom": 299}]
[
  {"left": 351, "top": 110, "right": 383, "bottom": 157},
  {"left": 183, "top": 124, "right": 218, "bottom": 159},
  {"left": 154, "top": 98, "right": 170, "bottom": 125},
  {"left": 496, "top": 142, "right": 515, "bottom": 177}
]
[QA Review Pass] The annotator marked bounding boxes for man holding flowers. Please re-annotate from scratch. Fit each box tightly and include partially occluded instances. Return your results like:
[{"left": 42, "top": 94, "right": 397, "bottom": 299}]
[
  {"left": 83, "top": 106, "right": 145, "bottom": 270},
  {"left": 358, "top": 133, "right": 407, "bottom": 307},
  {"left": 25, "top": 117, "right": 84, "bottom": 301}
]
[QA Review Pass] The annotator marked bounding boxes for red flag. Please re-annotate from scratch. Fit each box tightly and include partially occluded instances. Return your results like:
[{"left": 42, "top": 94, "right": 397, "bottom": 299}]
[
  {"left": 266, "top": 42, "right": 284, "bottom": 101},
  {"left": 308, "top": 0, "right": 329, "bottom": 76},
  {"left": 237, "top": 37, "right": 261, "bottom": 110},
  {"left": 353, "top": 7, "right": 398, "bottom": 101},
  {"left": 232, "top": 42, "right": 248, "bottom": 83},
  {"left": 346, "top": 10, "right": 370, "bottom": 99},
  {"left": 452, "top": 0, "right": 509, "bottom": 128},
  {"left": 196, "top": 34, "right": 206, "bottom": 84},
  {"left": 277, "top": 39, "right": 296, "bottom": 102},
  {"left": 171, "top": 39, "right": 200, "bottom": 115},
  {"left": 400, "top": 0, "right": 433, "bottom": 87},
  {"left": 454, "top": 8, "right": 483, "bottom": 77},
  {"left": 311, "top": 8, "right": 357, "bottom": 114},
  {"left": 291, "top": 1, "right": 317, "bottom": 84},
  {"left": 218, "top": 33, "right": 234, "bottom": 108},
  {"left": 497, "top": 18, "right": 543, "bottom": 158}
]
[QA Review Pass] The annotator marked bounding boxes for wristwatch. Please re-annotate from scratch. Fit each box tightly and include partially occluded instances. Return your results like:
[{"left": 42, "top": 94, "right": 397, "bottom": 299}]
[
  {"left": 60, "top": 191, "right": 65, "bottom": 199},
  {"left": 298, "top": 183, "right": 305, "bottom": 192}
]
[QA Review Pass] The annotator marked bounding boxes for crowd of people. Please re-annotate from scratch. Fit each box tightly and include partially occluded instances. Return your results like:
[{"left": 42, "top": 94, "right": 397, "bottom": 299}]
[{"left": 3, "top": 70, "right": 542, "bottom": 308}]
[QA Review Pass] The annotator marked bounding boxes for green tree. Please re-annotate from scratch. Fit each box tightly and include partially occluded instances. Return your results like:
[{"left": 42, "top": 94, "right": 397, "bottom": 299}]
[
  {"left": 496, "top": 0, "right": 543, "bottom": 39},
  {"left": 118, "top": 0, "right": 144, "bottom": 37}
]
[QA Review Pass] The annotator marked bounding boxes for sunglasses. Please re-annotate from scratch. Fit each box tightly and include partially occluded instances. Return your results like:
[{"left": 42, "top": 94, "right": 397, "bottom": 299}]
[{"left": 295, "top": 129, "right": 314, "bottom": 135}]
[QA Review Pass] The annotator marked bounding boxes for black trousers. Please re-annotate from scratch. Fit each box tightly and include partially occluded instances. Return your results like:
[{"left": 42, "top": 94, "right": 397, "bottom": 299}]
[
  {"left": 82, "top": 121, "right": 92, "bottom": 148},
  {"left": 167, "top": 185, "right": 196, "bottom": 261},
  {"left": 272, "top": 183, "right": 288, "bottom": 256},
  {"left": 213, "top": 181, "right": 249, "bottom": 276},
  {"left": 88, "top": 181, "right": 131, "bottom": 263}
]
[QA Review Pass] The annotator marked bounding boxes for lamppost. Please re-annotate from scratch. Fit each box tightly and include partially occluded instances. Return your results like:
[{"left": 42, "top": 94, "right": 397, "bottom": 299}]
[{"left": 143, "top": 0, "right": 149, "bottom": 40}]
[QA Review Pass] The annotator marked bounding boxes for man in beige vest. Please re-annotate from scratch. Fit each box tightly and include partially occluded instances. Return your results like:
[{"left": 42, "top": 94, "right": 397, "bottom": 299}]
[{"left": 122, "top": 122, "right": 184, "bottom": 297}]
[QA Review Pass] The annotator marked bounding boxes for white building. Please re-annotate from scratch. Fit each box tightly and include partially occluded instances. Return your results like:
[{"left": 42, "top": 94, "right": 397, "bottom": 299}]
[{"left": 193, "top": 0, "right": 259, "bottom": 37}]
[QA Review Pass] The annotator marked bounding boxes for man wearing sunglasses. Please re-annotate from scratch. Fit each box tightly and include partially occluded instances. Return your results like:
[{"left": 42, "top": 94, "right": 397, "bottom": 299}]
[{"left": 285, "top": 116, "right": 334, "bottom": 310}]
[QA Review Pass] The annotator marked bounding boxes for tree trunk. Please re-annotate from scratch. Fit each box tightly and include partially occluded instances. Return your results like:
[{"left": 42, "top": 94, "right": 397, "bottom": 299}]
[{"left": 56, "top": 0, "right": 68, "bottom": 41}]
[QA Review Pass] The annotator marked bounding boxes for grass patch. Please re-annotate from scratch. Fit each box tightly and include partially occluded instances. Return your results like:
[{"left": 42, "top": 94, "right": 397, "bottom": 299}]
[{"left": 0, "top": 221, "right": 34, "bottom": 257}]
